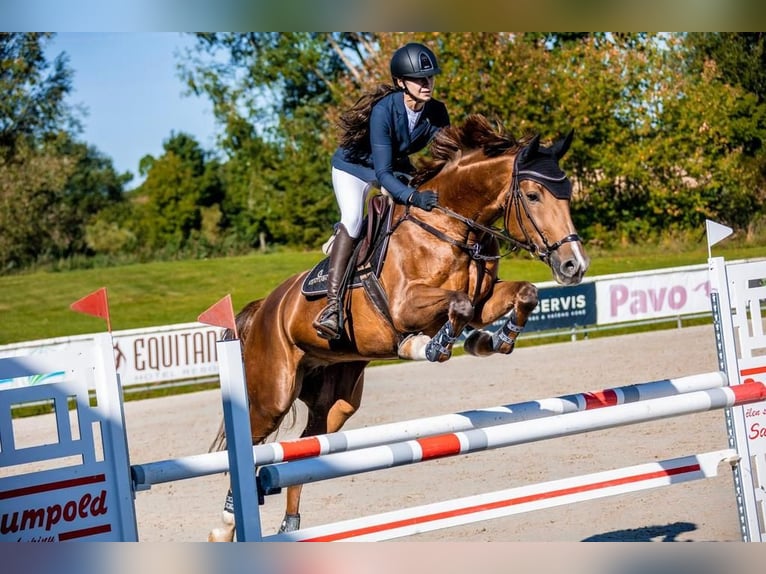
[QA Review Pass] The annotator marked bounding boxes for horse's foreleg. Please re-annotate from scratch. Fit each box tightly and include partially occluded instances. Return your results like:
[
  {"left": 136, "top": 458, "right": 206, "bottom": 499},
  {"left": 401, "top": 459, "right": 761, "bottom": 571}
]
[
  {"left": 281, "top": 392, "right": 362, "bottom": 530},
  {"left": 395, "top": 288, "right": 474, "bottom": 362},
  {"left": 464, "top": 280, "right": 538, "bottom": 357},
  {"left": 208, "top": 402, "right": 291, "bottom": 543}
]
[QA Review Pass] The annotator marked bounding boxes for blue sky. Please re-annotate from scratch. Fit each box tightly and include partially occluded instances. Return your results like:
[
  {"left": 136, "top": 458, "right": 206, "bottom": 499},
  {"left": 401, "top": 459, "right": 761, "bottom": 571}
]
[{"left": 47, "top": 33, "right": 218, "bottom": 188}]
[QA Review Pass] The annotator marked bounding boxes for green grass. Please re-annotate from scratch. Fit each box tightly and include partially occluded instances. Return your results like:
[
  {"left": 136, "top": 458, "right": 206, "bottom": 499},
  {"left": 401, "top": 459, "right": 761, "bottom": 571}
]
[{"left": 1, "top": 243, "right": 763, "bottom": 346}]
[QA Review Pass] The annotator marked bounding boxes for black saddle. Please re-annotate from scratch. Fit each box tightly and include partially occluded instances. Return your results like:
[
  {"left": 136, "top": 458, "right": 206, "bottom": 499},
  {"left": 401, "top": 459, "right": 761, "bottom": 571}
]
[{"left": 301, "top": 194, "right": 394, "bottom": 298}]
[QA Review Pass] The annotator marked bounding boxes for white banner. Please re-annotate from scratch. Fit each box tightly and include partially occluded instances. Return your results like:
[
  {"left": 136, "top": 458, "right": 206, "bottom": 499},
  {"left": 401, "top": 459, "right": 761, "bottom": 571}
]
[
  {"left": 113, "top": 324, "right": 222, "bottom": 385},
  {"left": 0, "top": 323, "right": 224, "bottom": 389},
  {"left": 595, "top": 268, "right": 711, "bottom": 325}
]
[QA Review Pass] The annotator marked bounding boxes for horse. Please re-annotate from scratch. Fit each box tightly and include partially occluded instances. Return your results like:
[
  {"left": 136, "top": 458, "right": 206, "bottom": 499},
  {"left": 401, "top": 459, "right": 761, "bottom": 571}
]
[{"left": 207, "top": 113, "right": 589, "bottom": 541}]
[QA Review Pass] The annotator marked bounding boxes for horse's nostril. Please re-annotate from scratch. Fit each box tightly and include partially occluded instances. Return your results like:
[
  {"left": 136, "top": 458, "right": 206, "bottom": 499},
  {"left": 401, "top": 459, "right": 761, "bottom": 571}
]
[{"left": 561, "top": 258, "right": 578, "bottom": 277}]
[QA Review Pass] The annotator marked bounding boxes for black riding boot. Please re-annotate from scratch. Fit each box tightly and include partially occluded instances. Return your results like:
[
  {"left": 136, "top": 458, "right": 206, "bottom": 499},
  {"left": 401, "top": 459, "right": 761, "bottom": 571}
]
[{"left": 313, "top": 224, "right": 355, "bottom": 340}]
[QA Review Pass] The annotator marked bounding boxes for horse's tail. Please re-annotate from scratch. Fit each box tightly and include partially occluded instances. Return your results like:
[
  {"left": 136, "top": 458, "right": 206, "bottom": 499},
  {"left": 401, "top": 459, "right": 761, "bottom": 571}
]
[
  {"left": 223, "top": 298, "right": 263, "bottom": 346},
  {"left": 208, "top": 298, "right": 264, "bottom": 453}
]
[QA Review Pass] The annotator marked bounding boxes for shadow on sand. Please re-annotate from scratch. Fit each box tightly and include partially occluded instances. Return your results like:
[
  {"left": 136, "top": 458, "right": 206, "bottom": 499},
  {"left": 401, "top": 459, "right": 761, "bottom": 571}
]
[{"left": 582, "top": 521, "right": 698, "bottom": 542}]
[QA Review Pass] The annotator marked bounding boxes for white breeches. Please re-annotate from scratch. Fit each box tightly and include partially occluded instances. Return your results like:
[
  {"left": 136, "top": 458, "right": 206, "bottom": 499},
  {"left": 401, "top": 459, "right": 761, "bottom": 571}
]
[{"left": 332, "top": 167, "right": 376, "bottom": 239}]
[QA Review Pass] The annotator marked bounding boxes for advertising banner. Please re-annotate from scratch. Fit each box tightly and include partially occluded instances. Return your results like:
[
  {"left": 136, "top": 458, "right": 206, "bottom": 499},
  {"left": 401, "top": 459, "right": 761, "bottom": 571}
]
[
  {"left": 595, "top": 267, "right": 710, "bottom": 325},
  {"left": 525, "top": 282, "right": 597, "bottom": 332},
  {"left": 0, "top": 323, "right": 223, "bottom": 389}
]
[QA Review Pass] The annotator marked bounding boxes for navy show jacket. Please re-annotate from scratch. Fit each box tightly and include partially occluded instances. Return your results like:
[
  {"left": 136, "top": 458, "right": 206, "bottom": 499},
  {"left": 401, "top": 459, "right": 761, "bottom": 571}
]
[{"left": 331, "top": 90, "right": 450, "bottom": 204}]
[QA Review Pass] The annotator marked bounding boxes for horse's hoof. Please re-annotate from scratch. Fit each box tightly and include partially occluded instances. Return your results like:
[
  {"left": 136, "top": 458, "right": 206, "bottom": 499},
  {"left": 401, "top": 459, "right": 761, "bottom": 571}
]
[
  {"left": 279, "top": 513, "right": 301, "bottom": 533},
  {"left": 464, "top": 330, "right": 494, "bottom": 356},
  {"left": 207, "top": 525, "right": 235, "bottom": 542},
  {"left": 425, "top": 345, "right": 452, "bottom": 362},
  {"left": 207, "top": 509, "right": 236, "bottom": 542},
  {"left": 463, "top": 330, "right": 481, "bottom": 356}
]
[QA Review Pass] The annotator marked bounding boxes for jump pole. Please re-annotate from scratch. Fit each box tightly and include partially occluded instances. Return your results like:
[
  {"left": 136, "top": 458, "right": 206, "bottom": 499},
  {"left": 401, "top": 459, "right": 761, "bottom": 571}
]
[
  {"left": 265, "top": 448, "right": 738, "bottom": 541},
  {"left": 130, "top": 371, "right": 726, "bottom": 489},
  {"left": 258, "top": 382, "right": 766, "bottom": 492}
]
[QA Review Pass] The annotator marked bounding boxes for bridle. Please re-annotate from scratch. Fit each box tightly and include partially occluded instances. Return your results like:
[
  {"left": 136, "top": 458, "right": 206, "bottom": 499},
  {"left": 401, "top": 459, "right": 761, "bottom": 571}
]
[
  {"left": 399, "top": 155, "right": 581, "bottom": 264},
  {"left": 504, "top": 165, "right": 581, "bottom": 263}
]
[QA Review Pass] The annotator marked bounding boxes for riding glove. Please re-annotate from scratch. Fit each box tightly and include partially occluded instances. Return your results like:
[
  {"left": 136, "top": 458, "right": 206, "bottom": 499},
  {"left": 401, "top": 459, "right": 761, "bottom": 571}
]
[{"left": 408, "top": 190, "right": 438, "bottom": 211}]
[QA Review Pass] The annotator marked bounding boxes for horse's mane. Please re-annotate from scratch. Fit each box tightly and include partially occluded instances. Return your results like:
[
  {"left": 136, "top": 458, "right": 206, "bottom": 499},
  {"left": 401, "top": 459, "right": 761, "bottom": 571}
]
[{"left": 411, "top": 114, "right": 528, "bottom": 187}]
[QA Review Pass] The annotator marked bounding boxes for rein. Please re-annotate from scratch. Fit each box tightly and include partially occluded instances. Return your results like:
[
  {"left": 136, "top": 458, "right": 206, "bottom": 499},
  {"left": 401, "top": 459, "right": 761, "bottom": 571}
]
[
  {"left": 399, "top": 161, "right": 580, "bottom": 263},
  {"left": 399, "top": 208, "right": 504, "bottom": 261}
]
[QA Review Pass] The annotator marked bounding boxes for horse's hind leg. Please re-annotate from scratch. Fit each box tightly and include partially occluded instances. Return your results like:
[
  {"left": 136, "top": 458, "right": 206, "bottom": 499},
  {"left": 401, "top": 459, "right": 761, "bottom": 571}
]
[
  {"left": 279, "top": 362, "right": 366, "bottom": 533},
  {"left": 464, "top": 280, "right": 539, "bottom": 356},
  {"left": 207, "top": 363, "right": 303, "bottom": 542}
]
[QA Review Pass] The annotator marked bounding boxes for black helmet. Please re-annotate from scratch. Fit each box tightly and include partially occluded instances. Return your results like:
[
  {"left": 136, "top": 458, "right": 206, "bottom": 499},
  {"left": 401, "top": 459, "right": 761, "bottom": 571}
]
[{"left": 390, "top": 42, "right": 441, "bottom": 81}]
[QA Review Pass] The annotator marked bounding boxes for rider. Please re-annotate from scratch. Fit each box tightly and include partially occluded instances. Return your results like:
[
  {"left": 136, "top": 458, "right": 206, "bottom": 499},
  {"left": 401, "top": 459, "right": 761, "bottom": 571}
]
[{"left": 313, "top": 42, "right": 451, "bottom": 340}]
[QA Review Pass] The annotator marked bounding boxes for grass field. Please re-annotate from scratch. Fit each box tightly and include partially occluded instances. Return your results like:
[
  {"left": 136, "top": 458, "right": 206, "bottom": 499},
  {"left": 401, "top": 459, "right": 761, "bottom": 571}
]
[{"left": 1, "top": 243, "right": 764, "bottom": 346}]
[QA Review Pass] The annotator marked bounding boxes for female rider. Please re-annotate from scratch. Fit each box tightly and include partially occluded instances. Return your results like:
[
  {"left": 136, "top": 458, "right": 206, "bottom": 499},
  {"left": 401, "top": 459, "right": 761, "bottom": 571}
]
[{"left": 313, "top": 42, "right": 451, "bottom": 340}]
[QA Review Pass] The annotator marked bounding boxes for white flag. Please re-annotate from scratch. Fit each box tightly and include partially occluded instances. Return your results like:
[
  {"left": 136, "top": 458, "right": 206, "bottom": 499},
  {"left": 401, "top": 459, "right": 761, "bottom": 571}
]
[{"left": 706, "top": 219, "right": 733, "bottom": 248}]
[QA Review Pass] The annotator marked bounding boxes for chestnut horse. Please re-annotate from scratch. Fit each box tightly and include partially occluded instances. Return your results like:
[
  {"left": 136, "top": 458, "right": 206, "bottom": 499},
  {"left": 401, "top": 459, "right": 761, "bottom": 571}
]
[{"left": 208, "top": 114, "right": 589, "bottom": 541}]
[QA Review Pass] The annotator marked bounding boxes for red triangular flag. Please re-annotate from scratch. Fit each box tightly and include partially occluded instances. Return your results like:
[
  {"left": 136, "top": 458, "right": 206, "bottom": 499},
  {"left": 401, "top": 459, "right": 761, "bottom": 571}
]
[
  {"left": 198, "top": 294, "right": 238, "bottom": 338},
  {"left": 70, "top": 287, "right": 112, "bottom": 332}
]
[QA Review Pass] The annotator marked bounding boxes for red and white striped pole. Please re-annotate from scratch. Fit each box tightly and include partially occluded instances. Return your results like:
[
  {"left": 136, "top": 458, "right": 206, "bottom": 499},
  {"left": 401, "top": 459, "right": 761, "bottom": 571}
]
[
  {"left": 258, "top": 382, "right": 766, "bottom": 492},
  {"left": 131, "top": 371, "right": 726, "bottom": 488}
]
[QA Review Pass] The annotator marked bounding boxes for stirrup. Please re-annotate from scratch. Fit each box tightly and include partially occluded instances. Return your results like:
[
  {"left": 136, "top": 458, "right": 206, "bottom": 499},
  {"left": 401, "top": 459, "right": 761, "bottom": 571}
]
[{"left": 313, "top": 303, "right": 342, "bottom": 340}]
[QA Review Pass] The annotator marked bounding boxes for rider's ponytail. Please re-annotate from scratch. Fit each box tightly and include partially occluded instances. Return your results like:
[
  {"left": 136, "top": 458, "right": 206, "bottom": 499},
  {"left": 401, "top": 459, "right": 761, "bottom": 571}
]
[{"left": 338, "top": 84, "right": 398, "bottom": 163}]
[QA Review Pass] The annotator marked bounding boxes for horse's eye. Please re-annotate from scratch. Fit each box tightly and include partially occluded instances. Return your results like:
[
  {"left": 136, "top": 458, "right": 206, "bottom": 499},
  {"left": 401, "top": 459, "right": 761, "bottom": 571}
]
[{"left": 525, "top": 191, "right": 541, "bottom": 203}]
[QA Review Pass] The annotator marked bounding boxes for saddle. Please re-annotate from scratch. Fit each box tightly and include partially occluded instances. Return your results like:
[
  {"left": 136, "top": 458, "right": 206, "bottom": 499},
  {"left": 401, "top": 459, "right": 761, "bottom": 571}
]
[{"left": 301, "top": 194, "right": 394, "bottom": 298}]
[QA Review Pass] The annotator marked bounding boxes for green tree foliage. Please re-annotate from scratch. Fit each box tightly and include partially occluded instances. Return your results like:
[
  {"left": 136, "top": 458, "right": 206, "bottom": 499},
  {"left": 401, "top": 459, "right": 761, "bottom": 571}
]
[
  {"left": 128, "top": 132, "right": 223, "bottom": 255},
  {"left": 52, "top": 137, "right": 132, "bottom": 256},
  {"left": 682, "top": 33, "right": 766, "bottom": 237},
  {"left": 0, "top": 33, "right": 76, "bottom": 158},
  {"left": 4, "top": 32, "right": 766, "bottom": 274},
  {"left": 180, "top": 32, "right": 765, "bottom": 249},
  {"left": 180, "top": 33, "right": 376, "bottom": 247},
  {"left": 684, "top": 33, "right": 766, "bottom": 104},
  {"left": 0, "top": 34, "right": 129, "bottom": 271},
  {"left": 0, "top": 139, "right": 73, "bottom": 271},
  {"left": 395, "top": 33, "right": 765, "bottom": 243}
]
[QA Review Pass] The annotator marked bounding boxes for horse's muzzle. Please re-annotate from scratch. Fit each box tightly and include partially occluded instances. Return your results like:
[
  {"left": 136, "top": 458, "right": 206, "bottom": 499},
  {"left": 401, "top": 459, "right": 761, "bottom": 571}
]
[{"left": 549, "top": 243, "right": 590, "bottom": 286}]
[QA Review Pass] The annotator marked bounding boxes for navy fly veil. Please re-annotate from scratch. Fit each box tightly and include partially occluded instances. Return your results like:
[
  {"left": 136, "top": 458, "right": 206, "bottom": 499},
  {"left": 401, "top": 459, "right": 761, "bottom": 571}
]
[{"left": 515, "top": 132, "right": 573, "bottom": 199}]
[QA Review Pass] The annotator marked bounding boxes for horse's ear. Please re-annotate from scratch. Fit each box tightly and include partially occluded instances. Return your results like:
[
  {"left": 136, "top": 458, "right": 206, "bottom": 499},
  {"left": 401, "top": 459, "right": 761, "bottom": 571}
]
[
  {"left": 553, "top": 129, "right": 574, "bottom": 160},
  {"left": 519, "top": 134, "right": 540, "bottom": 164}
]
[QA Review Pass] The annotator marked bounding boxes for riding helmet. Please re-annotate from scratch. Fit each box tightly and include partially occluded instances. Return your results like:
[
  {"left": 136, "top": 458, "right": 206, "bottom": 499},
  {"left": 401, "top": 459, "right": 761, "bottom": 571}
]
[{"left": 390, "top": 42, "right": 441, "bottom": 81}]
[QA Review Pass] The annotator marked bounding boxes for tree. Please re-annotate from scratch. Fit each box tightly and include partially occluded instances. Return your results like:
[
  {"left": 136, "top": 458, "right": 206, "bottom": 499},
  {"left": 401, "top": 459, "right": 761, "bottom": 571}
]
[
  {"left": 0, "top": 33, "right": 85, "bottom": 271},
  {"left": 0, "top": 33, "right": 77, "bottom": 159},
  {"left": 684, "top": 33, "right": 766, "bottom": 104},
  {"left": 51, "top": 137, "right": 131, "bottom": 257},
  {"left": 130, "top": 132, "right": 222, "bottom": 254},
  {"left": 182, "top": 32, "right": 766, "bottom": 250},
  {"left": 180, "top": 33, "right": 375, "bottom": 247},
  {"left": 682, "top": 33, "right": 766, "bottom": 236},
  {"left": 0, "top": 139, "right": 73, "bottom": 271}
]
